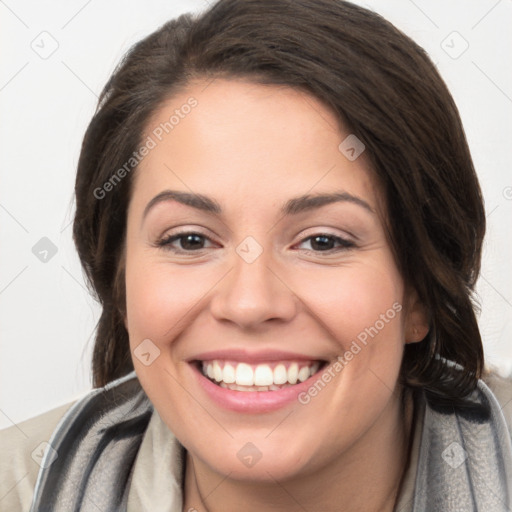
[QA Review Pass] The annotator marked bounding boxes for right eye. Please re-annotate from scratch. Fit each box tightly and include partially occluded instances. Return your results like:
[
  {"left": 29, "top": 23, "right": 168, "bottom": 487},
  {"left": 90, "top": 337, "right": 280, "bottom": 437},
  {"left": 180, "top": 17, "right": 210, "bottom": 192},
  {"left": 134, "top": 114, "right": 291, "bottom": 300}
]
[{"left": 157, "top": 231, "right": 217, "bottom": 253}]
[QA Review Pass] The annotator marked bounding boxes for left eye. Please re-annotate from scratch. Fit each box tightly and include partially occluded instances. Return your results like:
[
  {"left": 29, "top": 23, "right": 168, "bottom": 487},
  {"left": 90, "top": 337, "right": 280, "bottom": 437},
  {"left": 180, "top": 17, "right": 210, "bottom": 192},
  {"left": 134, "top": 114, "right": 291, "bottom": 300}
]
[{"left": 296, "top": 234, "right": 355, "bottom": 252}]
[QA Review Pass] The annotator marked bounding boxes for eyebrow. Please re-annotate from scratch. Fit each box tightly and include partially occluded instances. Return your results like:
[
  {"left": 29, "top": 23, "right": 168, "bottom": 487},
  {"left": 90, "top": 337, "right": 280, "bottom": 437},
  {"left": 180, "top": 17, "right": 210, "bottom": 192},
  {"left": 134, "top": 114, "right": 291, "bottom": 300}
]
[{"left": 142, "top": 189, "right": 374, "bottom": 221}]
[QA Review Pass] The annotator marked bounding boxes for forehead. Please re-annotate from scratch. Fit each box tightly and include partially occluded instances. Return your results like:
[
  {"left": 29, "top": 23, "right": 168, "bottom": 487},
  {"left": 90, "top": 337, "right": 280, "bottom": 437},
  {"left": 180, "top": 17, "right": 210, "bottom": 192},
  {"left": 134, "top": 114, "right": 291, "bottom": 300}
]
[{"left": 132, "top": 78, "right": 380, "bottom": 217}]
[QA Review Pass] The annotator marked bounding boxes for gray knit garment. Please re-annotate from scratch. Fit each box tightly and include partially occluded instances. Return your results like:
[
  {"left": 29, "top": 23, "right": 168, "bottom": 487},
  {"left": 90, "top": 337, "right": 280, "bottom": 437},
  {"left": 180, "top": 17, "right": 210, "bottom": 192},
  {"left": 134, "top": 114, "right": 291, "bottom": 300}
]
[{"left": 29, "top": 371, "right": 512, "bottom": 512}]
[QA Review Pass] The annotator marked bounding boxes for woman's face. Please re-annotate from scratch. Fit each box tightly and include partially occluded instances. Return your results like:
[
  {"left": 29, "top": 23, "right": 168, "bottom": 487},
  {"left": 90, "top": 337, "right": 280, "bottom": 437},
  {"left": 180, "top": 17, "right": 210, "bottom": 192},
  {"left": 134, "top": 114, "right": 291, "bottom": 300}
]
[{"left": 124, "top": 78, "right": 427, "bottom": 481}]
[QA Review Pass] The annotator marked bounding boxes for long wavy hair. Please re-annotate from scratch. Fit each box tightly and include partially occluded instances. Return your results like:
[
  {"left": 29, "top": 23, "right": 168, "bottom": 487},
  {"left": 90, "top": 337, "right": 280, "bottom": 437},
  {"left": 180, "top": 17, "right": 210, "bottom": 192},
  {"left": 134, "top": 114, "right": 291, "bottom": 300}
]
[{"left": 73, "top": 0, "right": 486, "bottom": 407}]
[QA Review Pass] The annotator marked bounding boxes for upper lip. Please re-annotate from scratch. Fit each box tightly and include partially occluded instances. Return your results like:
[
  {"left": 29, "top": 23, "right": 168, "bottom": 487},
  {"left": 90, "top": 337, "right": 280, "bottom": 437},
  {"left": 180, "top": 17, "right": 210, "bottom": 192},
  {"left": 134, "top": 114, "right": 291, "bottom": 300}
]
[{"left": 189, "top": 348, "right": 326, "bottom": 364}]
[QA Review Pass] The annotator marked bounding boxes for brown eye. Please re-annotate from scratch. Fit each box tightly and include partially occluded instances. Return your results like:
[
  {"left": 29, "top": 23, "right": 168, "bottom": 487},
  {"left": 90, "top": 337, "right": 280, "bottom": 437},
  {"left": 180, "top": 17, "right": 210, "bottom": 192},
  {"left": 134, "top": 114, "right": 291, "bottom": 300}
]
[
  {"left": 157, "top": 231, "right": 215, "bottom": 253},
  {"left": 297, "top": 234, "right": 355, "bottom": 253},
  {"left": 178, "top": 234, "right": 205, "bottom": 250}
]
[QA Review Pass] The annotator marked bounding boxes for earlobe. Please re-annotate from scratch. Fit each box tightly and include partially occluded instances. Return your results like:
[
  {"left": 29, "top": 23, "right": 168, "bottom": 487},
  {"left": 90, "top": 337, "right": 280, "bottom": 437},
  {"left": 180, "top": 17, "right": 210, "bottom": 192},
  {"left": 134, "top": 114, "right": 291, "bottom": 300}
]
[
  {"left": 406, "top": 323, "right": 429, "bottom": 344},
  {"left": 405, "top": 293, "right": 430, "bottom": 344}
]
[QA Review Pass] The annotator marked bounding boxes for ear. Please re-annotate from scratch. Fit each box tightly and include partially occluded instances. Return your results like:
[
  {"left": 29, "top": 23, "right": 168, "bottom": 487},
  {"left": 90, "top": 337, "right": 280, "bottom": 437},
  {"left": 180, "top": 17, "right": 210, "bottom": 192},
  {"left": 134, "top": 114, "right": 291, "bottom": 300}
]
[{"left": 404, "top": 290, "right": 430, "bottom": 344}]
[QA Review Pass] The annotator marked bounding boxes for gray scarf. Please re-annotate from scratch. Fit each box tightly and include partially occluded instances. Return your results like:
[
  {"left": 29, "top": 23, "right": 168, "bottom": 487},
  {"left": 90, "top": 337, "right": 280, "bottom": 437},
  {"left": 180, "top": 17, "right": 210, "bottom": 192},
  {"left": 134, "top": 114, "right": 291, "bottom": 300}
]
[{"left": 29, "top": 371, "right": 512, "bottom": 511}]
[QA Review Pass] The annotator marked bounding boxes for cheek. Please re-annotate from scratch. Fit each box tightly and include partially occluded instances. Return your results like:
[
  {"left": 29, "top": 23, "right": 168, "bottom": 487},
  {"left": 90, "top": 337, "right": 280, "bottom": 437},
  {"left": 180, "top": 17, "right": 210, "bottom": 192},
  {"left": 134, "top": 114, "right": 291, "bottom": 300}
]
[
  {"left": 124, "top": 255, "right": 209, "bottom": 344},
  {"left": 297, "top": 260, "right": 403, "bottom": 344},
  {"left": 292, "top": 258, "right": 405, "bottom": 396}
]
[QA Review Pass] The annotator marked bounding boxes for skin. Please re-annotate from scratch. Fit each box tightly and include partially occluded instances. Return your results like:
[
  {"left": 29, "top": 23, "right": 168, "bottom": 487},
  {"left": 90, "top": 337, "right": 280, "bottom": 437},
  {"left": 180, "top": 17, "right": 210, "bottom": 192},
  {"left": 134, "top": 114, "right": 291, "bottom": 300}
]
[{"left": 123, "top": 78, "right": 429, "bottom": 512}]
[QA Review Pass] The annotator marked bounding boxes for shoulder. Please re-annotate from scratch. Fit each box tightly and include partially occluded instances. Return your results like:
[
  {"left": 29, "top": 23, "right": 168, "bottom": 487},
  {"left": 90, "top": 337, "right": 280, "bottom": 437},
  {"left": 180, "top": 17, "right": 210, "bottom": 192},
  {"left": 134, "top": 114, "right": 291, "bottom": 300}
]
[
  {"left": 0, "top": 401, "right": 77, "bottom": 511},
  {"left": 481, "top": 364, "right": 512, "bottom": 436}
]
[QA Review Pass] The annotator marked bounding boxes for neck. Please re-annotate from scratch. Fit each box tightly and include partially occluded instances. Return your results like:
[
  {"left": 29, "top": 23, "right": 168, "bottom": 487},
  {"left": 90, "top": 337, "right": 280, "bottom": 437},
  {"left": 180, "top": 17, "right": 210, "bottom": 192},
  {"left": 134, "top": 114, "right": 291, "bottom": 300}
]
[{"left": 183, "top": 387, "right": 414, "bottom": 512}]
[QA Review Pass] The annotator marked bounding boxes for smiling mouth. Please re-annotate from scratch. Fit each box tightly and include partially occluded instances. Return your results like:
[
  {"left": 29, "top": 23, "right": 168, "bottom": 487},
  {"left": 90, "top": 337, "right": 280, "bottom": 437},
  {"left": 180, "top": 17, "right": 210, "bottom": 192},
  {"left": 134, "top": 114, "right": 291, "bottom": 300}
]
[{"left": 197, "top": 359, "right": 327, "bottom": 392}]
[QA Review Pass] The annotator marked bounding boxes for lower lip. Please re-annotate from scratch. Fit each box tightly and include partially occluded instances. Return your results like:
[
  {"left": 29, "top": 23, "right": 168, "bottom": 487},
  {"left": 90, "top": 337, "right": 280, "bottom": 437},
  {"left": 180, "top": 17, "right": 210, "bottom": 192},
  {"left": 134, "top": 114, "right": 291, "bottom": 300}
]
[{"left": 191, "top": 363, "right": 322, "bottom": 413}]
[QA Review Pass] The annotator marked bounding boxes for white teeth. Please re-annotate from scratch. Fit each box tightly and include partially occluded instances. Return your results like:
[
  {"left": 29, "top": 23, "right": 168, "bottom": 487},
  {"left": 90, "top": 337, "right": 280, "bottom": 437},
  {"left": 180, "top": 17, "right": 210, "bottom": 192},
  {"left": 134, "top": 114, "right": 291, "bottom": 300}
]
[
  {"left": 222, "top": 363, "right": 236, "bottom": 384},
  {"left": 297, "top": 366, "right": 310, "bottom": 382},
  {"left": 213, "top": 361, "right": 223, "bottom": 382},
  {"left": 273, "top": 364, "right": 288, "bottom": 385},
  {"left": 201, "top": 359, "right": 323, "bottom": 390},
  {"left": 310, "top": 362, "right": 320, "bottom": 375},
  {"left": 254, "top": 365, "right": 274, "bottom": 386},
  {"left": 235, "top": 363, "right": 254, "bottom": 386},
  {"left": 287, "top": 363, "right": 299, "bottom": 384}
]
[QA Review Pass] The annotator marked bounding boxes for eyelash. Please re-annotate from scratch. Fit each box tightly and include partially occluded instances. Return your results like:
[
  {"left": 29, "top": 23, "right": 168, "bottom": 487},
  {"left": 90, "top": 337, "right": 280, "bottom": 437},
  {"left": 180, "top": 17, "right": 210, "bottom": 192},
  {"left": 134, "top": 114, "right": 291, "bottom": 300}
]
[{"left": 156, "top": 230, "right": 356, "bottom": 255}]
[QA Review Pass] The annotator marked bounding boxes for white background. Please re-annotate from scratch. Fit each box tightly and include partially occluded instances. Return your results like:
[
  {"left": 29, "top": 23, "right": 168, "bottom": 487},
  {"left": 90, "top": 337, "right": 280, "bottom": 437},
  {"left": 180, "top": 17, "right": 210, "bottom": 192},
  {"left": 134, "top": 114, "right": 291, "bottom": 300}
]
[{"left": 0, "top": 0, "right": 511, "bottom": 430}]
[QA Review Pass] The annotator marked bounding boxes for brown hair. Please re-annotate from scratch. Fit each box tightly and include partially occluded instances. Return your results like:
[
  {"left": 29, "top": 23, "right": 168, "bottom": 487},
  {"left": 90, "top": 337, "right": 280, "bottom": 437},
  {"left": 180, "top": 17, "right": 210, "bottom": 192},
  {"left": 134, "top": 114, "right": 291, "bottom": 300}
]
[{"left": 73, "top": 0, "right": 486, "bottom": 407}]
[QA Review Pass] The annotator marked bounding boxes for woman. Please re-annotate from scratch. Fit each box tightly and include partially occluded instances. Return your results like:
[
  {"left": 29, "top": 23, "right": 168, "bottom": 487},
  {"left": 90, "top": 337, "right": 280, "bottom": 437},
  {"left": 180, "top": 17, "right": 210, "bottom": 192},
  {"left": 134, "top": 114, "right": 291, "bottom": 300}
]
[{"left": 1, "top": 0, "right": 511, "bottom": 510}]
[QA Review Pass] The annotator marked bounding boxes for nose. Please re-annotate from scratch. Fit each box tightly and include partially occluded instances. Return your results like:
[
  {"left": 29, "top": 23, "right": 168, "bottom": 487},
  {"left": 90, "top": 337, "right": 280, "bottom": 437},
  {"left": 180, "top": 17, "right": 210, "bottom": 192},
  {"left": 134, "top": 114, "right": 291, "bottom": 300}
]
[{"left": 209, "top": 245, "right": 298, "bottom": 329}]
